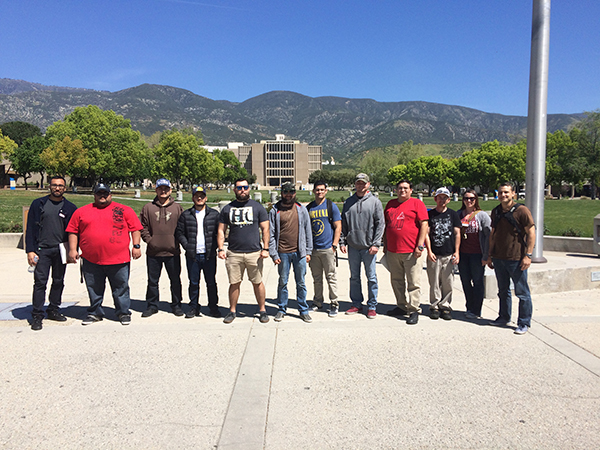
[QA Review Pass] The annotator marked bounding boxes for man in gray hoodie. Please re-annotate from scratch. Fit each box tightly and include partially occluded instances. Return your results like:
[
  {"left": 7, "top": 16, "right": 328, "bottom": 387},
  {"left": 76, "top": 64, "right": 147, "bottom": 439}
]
[{"left": 340, "top": 173, "right": 385, "bottom": 319}]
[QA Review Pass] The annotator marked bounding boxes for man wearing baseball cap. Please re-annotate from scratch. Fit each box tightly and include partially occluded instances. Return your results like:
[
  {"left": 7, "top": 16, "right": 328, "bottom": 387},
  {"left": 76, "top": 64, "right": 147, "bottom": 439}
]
[
  {"left": 424, "top": 187, "right": 461, "bottom": 321},
  {"left": 176, "top": 186, "right": 221, "bottom": 318},
  {"left": 140, "top": 178, "right": 184, "bottom": 317}
]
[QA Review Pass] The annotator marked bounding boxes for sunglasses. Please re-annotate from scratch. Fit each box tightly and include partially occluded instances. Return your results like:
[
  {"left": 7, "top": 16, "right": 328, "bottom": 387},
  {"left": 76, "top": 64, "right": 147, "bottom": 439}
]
[
  {"left": 282, "top": 190, "right": 295, "bottom": 194},
  {"left": 95, "top": 192, "right": 110, "bottom": 198},
  {"left": 235, "top": 186, "right": 250, "bottom": 191},
  {"left": 463, "top": 197, "right": 476, "bottom": 201}
]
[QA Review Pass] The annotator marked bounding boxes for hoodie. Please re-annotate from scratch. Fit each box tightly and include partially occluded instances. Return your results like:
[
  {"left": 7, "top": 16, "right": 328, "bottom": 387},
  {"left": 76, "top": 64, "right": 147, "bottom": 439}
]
[
  {"left": 340, "top": 191, "right": 385, "bottom": 249},
  {"left": 140, "top": 196, "right": 183, "bottom": 257}
]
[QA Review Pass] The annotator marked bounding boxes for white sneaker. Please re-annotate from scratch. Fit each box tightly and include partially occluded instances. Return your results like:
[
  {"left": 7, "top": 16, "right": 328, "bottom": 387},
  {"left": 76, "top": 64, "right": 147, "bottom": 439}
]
[{"left": 328, "top": 307, "right": 338, "bottom": 318}]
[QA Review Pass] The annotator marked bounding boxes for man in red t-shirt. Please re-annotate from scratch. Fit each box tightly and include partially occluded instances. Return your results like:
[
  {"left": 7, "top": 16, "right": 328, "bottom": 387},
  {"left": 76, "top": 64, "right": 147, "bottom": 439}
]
[
  {"left": 67, "top": 183, "right": 142, "bottom": 326},
  {"left": 383, "top": 180, "right": 428, "bottom": 325}
]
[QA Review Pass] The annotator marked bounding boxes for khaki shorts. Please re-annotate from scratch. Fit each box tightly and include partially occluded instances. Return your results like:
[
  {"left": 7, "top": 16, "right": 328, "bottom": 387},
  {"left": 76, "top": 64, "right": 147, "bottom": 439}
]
[{"left": 225, "top": 250, "right": 264, "bottom": 284}]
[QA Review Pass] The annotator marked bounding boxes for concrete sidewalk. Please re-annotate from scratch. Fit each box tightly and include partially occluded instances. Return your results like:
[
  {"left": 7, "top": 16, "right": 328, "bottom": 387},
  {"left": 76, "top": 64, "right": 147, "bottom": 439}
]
[{"left": 1, "top": 247, "right": 599, "bottom": 449}]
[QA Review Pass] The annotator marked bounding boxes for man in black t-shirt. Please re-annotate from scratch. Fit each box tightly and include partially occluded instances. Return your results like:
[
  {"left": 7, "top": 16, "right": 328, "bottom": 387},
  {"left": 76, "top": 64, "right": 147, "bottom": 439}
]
[
  {"left": 425, "top": 187, "right": 461, "bottom": 320},
  {"left": 217, "top": 178, "right": 270, "bottom": 324},
  {"left": 25, "top": 176, "right": 77, "bottom": 331}
]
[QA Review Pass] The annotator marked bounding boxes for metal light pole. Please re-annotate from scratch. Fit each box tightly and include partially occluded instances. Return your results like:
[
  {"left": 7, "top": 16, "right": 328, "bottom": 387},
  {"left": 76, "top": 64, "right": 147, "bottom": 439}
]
[{"left": 525, "top": 0, "right": 551, "bottom": 263}]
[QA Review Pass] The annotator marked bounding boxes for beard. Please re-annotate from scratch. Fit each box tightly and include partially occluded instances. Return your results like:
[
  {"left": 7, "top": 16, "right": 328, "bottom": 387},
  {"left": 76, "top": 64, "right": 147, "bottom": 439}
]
[
  {"left": 281, "top": 194, "right": 296, "bottom": 206},
  {"left": 235, "top": 191, "right": 250, "bottom": 202}
]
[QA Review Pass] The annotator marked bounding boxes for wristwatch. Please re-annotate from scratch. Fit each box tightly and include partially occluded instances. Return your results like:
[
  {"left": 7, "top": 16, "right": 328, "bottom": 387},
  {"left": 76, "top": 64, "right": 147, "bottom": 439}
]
[
  {"left": 417, "top": 245, "right": 425, "bottom": 251},
  {"left": 332, "top": 245, "right": 338, "bottom": 250},
  {"left": 133, "top": 244, "right": 141, "bottom": 249},
  {"left": 262, "top": 248, "right": 269, "bottom": 251},
  {"left": 525, "top": 253, "right": 533, "bottom": 258},
  {"left": 217, "top": 249, "right": 224, "bottom": 253}
]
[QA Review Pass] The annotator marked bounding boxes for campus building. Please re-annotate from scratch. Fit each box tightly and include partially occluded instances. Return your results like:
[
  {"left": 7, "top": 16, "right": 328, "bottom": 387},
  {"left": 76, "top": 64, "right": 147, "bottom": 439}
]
[{"left": 234, "top": 135, "right": 322, "bottom": 188}]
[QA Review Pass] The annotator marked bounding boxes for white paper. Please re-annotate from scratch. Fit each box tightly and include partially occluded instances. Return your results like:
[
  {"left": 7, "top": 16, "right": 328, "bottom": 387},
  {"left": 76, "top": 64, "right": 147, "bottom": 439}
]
[{"left": 59, "top": 242, "right": 68, "bottom": 264}]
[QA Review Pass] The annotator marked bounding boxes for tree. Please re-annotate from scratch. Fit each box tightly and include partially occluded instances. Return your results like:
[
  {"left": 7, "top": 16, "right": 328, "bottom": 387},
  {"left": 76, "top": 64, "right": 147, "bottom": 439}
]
[
  {"left": 40, "top": 136, "right": 89, "bottom": 181},
  {"left": 404, "top": 156, "right": 454, "bottom": 194},
  {"left": 570, "top": 110, "right": 600, "bottom": 199},
  {"left": 45, "top": 105, "right": 150, "bottom": 184},
  {"left": 212, "top": 149, "right": 248, "bottom": 188},
  {"left": 359, "top": 149, "right": 395, "bottom": 190},
  {"left": 0, "top": 121, "right": 42, "bottom": 146},
  {"left": 387, "top": 164, "right": 408, "bottom": 186},
  {"left": 546, "top": 130, "right": 584, "bottom": 198},
  {"left": 0, "top": 122, "right": 45, "bottom": 188},
  {"left": 329, "top": 169, "right": 356, "bottom": 190},
  {"left": 0, "top": 131, "right": 18, "bottom": 161},
  {"left": 394, "top": 140, "right": 425, "bottom": 165},
  {"left": 308, "top": 169, "right": 332, "bottom": 185}
]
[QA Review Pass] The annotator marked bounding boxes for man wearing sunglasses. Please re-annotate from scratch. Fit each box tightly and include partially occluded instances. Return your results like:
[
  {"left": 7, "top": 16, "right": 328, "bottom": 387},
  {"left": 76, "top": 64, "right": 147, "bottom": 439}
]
[
  {"left": 217, "top": 178, "right": 270, "bottom": 324},
  {"left": 25, "top": 175, "right": 78, "bottom": 331},
  {"left": 269, "top": 182, "right": 313, "bottom": 323},
  {"left": 66, "top": 183, "right": 143, "bottom": 326}
]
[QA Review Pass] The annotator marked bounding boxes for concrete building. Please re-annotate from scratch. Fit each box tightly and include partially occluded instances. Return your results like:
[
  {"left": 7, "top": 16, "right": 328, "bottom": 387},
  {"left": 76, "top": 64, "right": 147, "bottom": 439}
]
[{"left": 234, "top": 135, "right": 322, "bottom": 188}]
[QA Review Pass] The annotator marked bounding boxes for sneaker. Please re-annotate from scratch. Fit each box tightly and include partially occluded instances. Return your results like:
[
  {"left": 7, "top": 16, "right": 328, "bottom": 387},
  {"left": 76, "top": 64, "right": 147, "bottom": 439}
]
[
  {"left": 345, "top": 306, "right": 363, "bottom": 315},
  {"left": 119, "top": 314, "right": 131, "bottom": 326},
  {"left": 46, "top": 310, "right": 67, "bottom": 322},
  {"left": 328, "top": 307, "right": 338, "bottom": 318},
  {"left": 386, "top": 307, "right": 409, "bottom": 317},
  {"left": 274, "top": 311, "right": 285, "bottom": 322},
  {"left": 141, "top": 308, "right": 158, "bottom": 318},
  {"left": 185, "top": 308, "right": 199, "bottom": 319},
  {"left": 309, "top": 303, "right": 323, "bottom": 312},
  {"left": 441, "top": 310, "right": 452, "bottom": 321},
  {"left": 430, "top": 309, "right": 440, "bottom": 320},
  {"left": 514, "top": 325, "right": 529, "bottom": 335},
  {"left": 31, "top": 317, "right": 43, "bottom": 331},
  {"left": 82, "top": 315, "right": 103, "bottom": 326},
  {"left": 223, "top": 311, "right": 236, "bottom": 324},
  {"left": 489, "top": 317, "right": 510, "bottom": 327},
  {"left": 172, "top": 305, "right": 184, "bottom": 317},
  {"left": 259, "top": 311, "right": 269, "bottom": 323},
  {"left": 209, "top": 308, "right": 222, "bottom": 318},
  {"left": 406, "top": 311, "right": 419, "bottom": 325},
  {"left": 367, "top": 309, "right": 377, "bottom": 319},
  {"left": 465, "top": 311, "right": 478, "bottom": 320},
  {"left": 300, "top": 313, "right": 313, "bottom": 323}
]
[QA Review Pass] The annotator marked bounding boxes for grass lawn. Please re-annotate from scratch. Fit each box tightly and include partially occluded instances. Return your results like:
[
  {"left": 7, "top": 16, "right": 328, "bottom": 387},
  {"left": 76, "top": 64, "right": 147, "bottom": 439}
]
[{"left": 1, "top": 188, "right": 598, "bottom": 237}]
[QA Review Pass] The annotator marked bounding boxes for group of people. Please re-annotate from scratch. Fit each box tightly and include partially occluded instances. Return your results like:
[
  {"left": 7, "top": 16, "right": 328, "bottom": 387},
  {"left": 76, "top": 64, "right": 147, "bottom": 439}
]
[{"left": 25, "top": 174, "right": 535, "bottom": 335}]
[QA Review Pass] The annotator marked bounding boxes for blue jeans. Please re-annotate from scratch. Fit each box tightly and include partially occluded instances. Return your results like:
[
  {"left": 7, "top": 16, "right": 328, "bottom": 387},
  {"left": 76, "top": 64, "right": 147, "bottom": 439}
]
[
  {"left": 458, "top": 252, "right": 485, "bottom": 316},
  {"left": 82, "top": 259, "right": 131, "bottom": 317},
  {"left": 348, "top": 246, "right": 378, "bottom": 310},
  {"left": 276, "top": 252, "right": 308, "bottom": 314},
  {"left": 492, "top": 258, "right": 533, "bottom": 327},
  {"left": 185, "top": 253, "right": 218, "bottom": 310}
]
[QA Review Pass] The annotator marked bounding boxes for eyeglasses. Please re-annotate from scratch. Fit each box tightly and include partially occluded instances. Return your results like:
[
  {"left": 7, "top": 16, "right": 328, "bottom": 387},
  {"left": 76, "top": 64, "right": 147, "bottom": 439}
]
[
  {"left": 50, "top": 184, "right": 65, "bottom": 188},
  {"left": 235, "top": 186, "right": 250, "bottom": 191},
  {"left": 463, "top": 197, "right": 476, "bottom": 202},
  {"left": 397, "top": 187, "right": 410, "bottom": 191},
  {"left": 95, "top": 192, "right": 110, "bottom": 198}
]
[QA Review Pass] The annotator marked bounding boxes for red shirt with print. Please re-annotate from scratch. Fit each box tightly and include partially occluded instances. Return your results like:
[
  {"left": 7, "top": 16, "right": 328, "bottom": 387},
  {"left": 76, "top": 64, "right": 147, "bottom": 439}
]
[
  {"left": 384, "top": 198, "right": 428, "bottom": 254},
  {"left": 66, "top": 202, "right": 143, "bottom": 265}
]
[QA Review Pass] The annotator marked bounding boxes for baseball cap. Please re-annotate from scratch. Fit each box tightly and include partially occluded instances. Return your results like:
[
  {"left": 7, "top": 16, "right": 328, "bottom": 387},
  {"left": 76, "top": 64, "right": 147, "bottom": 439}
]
[
  {"left": 281, "top": 182, "right": 296, "bottom": 192},
  {"left": 155, "top": 178, "right": 171, "bottom": 188},
  {"left": 355, "top": 173, "right": 370, "bottom": 183},
  {"left": 93, "top": 183, "right": 111, "bottom": 194},
  {"left": 434, "top": 187, "right": 451, "bottom": 197},
  {"left": 192, "top": 186, "right": 206, "bottom": 196}
]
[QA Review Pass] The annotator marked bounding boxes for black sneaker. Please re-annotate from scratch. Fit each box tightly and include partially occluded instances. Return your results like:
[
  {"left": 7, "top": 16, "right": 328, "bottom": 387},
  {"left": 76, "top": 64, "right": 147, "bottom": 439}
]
[
  {"left": 430, "top": 309, "right": 440, "bottom": 320},
  {"left": 141, "top": 308, "right": 158, "bottom": 318},
  {"left": 46, "top": 310, "right": 67, "bottom": 322},
  {"left": 441, "top": 310, "right": 452, "bottom": 321},
  {"left": 309, "top": 303, "right": 323, "bottom": 312},
  {"left": 82, "top": 315, "right": 103, "bottom": 326},
  {"left": 185, "top": 308, "right": 199, "bottom": 319},
  {"left": 300, "top": 313, "right": 313, "bottom": 323},
  {"left": 223, "top": 311, "right": 236, "bottom": 324},
  {"left": 119, "top": 314, "right": 131, "bottom": 326},
  {"left": 209, "top": 308, "right": 221, "bottom": 318},
  {"left": 259, "top": 311, "right": 269, "bottom": 323},
  {"left": 406, "top": 312, "right": 419, "bottom": 325},
  {"left": 274, "top": 311, "right": 285, "bottom": 322},
  {"left": 386, "top": 307, "right": 409, "bottom": 317},
  {"left": 172, "top": 305, "right": 184, "bottom": 317},
  {"left": 31, "top": 317, "right": 43, "bottom": 331}
]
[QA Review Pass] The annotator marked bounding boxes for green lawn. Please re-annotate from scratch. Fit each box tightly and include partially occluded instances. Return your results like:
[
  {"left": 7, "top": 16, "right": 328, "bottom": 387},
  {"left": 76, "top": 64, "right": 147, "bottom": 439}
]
[{"left": 1, "top": 188, "right": 598, "bottom": 237}]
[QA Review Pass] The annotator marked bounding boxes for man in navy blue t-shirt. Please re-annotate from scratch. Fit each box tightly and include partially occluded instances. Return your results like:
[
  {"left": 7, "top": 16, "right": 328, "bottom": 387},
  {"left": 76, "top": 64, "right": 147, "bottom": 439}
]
[{"left": 306, "top": 181, "right": 342, "bottom": 317}]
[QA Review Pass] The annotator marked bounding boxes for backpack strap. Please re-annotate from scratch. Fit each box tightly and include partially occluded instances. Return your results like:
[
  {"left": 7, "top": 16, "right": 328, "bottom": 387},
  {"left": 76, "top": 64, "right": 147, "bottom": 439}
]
[{"left": 492, "top": 203, "right": 523, "bottom": 235}]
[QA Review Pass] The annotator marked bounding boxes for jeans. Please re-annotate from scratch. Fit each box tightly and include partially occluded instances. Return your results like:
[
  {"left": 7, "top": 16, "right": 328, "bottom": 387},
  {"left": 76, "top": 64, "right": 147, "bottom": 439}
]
[
  {"left": 458, "top": 252, "right": 485, "bottom": 316},
  {"left": 82, "top": 259, "right": 131, "bottom": 317},
  {"left": 32, "top": 246, "right": 67, "bottom": 319},
  {"left": 146, "top": 255, "right": 183, "bottom": 310},
  {"left": 185, "top": 253, "right": 218, "bottom": 310},
  {"left": 276, "top": 252, "right": 308, "bottom": 314},
  {"left": 492, "top": 258, "right": 533, "bottom": 327},
  {"left": 348, "top": 246, "right": 378, "bottom": 310}
]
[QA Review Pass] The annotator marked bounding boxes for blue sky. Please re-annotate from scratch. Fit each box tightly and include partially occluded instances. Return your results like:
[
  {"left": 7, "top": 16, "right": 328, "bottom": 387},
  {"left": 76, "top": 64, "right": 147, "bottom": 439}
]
[{"left": 2, "top": 0, "right": 599, "bottom": 116}]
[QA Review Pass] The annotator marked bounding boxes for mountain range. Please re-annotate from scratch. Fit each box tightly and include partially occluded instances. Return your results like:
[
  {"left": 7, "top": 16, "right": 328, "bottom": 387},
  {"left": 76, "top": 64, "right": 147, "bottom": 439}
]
[{"left": 0, "top": 78, "right": 581, "bottom": 159}]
